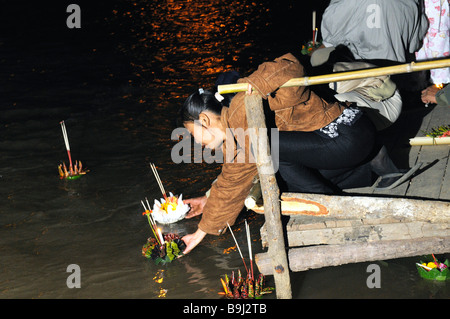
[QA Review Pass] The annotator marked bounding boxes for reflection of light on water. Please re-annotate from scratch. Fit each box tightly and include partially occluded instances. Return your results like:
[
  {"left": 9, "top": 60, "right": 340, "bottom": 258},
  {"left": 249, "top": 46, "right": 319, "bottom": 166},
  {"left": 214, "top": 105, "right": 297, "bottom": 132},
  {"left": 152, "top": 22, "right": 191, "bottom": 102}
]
[
  {"left": 223, "top": 245, "right": 237, "bottom": 255},
  {"left": 109, "top": 0, "right": 267, "bottom": 89},
  {"left": 153, "top": 269, "right": 164, "bottom": 284},
  {"left": 153, "top": 269, "right": 167, "bottom": 297},
  {"left": 158, "top": 288, "right": 168, "bottom": 298}
]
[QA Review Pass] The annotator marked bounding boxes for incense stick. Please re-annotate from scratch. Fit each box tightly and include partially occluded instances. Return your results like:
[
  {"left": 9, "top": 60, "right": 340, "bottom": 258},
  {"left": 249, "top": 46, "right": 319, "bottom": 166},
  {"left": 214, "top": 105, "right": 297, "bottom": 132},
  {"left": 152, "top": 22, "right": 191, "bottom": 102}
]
[
  {"left": 312, "top": 11, "right": 316, "bottom": 46},
  {"left": 141, "top": 199, "right": 160, "bottom": 245},
  {"left": 150, "top": 163, "right": 167, "bottom": 198},
  {"left": 227, "top": 222, "right": 249, "bottom": 275},
  {"left": 416, "top": 263, "right": 433, "bottom": 271},
  {"left": 245, "top": 220, "right": 254, "bottom": 281},
  {"left": 60, "top": 120, "right": 73, "bottom": 169}
]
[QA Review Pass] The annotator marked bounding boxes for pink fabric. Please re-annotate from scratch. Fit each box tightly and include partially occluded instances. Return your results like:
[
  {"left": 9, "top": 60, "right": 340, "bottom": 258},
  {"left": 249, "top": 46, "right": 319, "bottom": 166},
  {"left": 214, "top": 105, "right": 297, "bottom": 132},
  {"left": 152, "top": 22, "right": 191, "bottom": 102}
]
[{"left": 416, "top": 0, "right": 450, "bottom": 84}]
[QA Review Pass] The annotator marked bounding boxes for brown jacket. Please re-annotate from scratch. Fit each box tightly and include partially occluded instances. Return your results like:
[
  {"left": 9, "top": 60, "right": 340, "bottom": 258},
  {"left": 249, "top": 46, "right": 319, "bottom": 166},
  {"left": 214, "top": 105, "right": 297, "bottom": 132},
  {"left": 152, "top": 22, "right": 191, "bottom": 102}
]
[{"left": 198, "top": 53, "right": 343, "bottom": 235}]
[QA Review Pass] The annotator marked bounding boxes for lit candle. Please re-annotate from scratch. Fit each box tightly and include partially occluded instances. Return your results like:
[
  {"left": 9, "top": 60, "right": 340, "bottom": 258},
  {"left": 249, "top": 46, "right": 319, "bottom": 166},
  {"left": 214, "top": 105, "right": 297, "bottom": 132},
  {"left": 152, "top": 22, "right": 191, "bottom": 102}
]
[{"left": 157, "top": 228, "right": 165, "bottom": 245}]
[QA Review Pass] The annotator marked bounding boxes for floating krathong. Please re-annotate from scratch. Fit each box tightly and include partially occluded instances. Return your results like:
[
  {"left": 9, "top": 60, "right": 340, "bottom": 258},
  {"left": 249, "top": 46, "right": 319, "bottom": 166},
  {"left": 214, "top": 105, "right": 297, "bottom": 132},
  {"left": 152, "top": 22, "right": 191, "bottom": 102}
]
[
  {"left": 219, "top": 270, "right": 274, "bottom": 299},
  {"left": 148, "top": 163, "right": 189, "bottom": 224},
  {"left": 141, "top": 200, "right": 185, "bottom": 265},
  {"left": 416, "top": 254, "right": 449, "bottom": 281},
  {"left": 142, "top": 234, "right": 186, "bottom": 265},
  {"left": 151, "top": 192, "right": 189, "bottom": 224},
  {"left": 58, "top": 161, "right": 88, "bottom": 180},
  {"left": 301, "top": 13, "right": 321, "bottom": 56},
  {"left": 219, "top": 220, "right": 274, "bottom": 298},
  {"left": 301, "top": 40, "right": 322, "bottom": 55},
  {"left": 58, "top": 121, "right": 88, "bottom": 180}
]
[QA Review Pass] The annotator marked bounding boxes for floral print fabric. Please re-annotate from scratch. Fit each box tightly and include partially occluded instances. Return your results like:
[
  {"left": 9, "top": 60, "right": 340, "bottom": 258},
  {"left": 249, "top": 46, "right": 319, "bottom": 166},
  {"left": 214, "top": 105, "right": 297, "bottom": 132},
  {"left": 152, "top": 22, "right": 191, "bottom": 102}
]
[
  {"left": 318, "top": 107, "right": 362, "bottom": 138},
  {"left": 416, "top": 0, "right": 450, "bottom": 84}
]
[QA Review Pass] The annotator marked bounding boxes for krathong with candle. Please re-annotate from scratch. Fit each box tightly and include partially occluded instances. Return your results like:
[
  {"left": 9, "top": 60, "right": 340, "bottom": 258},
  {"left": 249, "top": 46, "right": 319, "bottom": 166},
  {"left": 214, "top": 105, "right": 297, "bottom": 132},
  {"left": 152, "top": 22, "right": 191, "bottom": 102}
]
[
  {"left": 301, "top": 11, "right": 321, "bottom": 55},
  {"left": 141, "top": 199, "right": 186, "bottom": 265},
  {"left": 219, "top": 221, "right": 274, "bottom": 299},
  {"left": 416, "top": 254, "right": 449, "bottom": 281},
  {"left": 58, "top": 120, "right": 88, "bottom": 180},
  {"left": 148, "top": 163, "right": 189, "bottom": 224}
]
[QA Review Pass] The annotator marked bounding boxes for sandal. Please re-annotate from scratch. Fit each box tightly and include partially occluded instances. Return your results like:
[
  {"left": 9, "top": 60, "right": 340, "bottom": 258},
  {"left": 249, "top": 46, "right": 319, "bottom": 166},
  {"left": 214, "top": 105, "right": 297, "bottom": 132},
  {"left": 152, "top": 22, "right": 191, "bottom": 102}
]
[{"left": 375, "top": 162, "right": 423, "bottom": 190}]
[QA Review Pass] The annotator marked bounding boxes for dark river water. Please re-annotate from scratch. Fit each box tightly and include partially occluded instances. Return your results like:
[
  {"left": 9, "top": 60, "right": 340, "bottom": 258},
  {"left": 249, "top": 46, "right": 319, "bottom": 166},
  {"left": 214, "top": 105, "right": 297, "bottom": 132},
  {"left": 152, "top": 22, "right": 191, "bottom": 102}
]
[{"left": 0, "top": 1, "right": 448, "bottom": 299}]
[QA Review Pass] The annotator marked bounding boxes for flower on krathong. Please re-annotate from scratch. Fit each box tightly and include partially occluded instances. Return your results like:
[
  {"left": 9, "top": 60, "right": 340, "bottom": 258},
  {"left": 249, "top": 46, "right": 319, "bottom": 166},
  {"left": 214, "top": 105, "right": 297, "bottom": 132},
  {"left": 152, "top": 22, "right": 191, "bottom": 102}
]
[
  {"left": 142, "top": 209, "right": 152, "bottom": 216},
  {"left": 151, "top": 192, "right": 189, "bottom": 224}
]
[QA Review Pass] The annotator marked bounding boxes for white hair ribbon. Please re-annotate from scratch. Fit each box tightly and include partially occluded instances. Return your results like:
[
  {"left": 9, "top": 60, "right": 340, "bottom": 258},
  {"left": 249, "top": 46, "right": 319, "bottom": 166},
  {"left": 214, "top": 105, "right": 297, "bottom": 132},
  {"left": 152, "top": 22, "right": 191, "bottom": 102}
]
[{"left": 214, "top": 92, "right": 224, "bottom": 102}]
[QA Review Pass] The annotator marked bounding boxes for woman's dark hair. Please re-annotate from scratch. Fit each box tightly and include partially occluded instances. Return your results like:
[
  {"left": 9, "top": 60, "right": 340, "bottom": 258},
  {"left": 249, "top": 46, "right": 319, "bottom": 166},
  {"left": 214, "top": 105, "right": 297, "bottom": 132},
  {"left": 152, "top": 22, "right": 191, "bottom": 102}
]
[
  {"left": 180, "top": 89, "right": 223, "bottom": 124},
  {"left": 179, "top": 71, "right": 240, "bottom": 125}
]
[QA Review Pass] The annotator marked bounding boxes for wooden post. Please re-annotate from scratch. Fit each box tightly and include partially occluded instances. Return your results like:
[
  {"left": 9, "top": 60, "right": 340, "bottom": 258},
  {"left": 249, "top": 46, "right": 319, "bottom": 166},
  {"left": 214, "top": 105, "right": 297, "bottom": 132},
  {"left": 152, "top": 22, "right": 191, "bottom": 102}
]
[{"left": 244, "top": 94, "right": 292, "bottom": 299}]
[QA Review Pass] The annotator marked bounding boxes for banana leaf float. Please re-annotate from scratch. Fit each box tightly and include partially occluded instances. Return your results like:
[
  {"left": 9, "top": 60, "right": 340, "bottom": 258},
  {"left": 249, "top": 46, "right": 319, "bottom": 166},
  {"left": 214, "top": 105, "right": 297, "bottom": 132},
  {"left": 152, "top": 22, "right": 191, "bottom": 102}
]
[
  {"left": 219, "top": 270, "right": 274, "bottom": 299},
  {"left": 142, "top": 233, "right": 186, "bottom": 265},
  {"left": 58, "top": 161, "right": 88, "bottom": 180},
  {"left": 416, "top": 254, "right": 449, "bottom": 281}
]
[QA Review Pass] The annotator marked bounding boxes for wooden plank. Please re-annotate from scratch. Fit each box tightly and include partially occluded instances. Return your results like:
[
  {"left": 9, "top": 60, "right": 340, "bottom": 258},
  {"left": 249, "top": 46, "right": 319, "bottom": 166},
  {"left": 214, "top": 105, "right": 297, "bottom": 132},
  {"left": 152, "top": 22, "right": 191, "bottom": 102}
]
[
  {"left": 252, "top": 191, "right": 450, "bottom": 222},
  {"left": 261, "top": 218, "right": 449, "bottom": 247},
  {"left": 406, "top": 105, "right": 450, "bottom": 199},
  {"left": 255, "top": 236, "right": 450, "bottom": 274},
  {"left": 286, "top": 221, "right": 448, "bottom": 247},
  {"left": 276, "top": 192, "right": 450, "bottom": 222}
]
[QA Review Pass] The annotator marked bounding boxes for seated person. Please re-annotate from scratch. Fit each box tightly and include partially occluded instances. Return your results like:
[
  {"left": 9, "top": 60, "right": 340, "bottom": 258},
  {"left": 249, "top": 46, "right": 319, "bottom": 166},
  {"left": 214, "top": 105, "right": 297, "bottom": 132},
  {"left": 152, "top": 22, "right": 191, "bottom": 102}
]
[{"left": 321, "top": 0, "right": 428, "bottom": 63}]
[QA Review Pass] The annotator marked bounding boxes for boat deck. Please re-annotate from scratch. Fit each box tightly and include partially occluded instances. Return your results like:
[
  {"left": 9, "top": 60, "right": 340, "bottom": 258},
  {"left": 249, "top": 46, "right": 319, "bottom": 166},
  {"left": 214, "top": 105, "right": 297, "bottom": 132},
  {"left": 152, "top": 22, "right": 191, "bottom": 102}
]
[{"left": 345, "top": 99, "right": 450, "bottom": 201}]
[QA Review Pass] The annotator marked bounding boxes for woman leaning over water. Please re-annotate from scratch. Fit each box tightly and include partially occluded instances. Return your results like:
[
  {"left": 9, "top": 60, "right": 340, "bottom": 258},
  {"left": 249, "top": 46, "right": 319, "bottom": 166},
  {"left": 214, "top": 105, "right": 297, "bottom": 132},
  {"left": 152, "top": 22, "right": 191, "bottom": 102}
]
[{"left": 179, "top": 53, "right": 404, "bottom": 254}]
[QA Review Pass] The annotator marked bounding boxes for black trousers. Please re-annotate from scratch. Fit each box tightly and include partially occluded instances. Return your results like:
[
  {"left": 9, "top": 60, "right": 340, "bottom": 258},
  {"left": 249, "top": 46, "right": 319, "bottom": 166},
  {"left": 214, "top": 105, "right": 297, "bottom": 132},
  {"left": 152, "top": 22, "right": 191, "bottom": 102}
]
[{"left": 273, "top": 114, "right": 376, "bottom": 194}]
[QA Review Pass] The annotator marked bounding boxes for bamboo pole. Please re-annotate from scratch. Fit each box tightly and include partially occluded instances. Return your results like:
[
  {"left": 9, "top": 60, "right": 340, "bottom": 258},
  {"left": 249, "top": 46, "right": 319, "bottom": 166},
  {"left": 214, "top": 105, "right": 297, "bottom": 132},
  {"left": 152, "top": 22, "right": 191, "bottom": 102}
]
[
  {"left": 218, "top": 58, "right": 450, "bottom": 94},
  {"left": 244, "top": 94, "right": 292, "bottom": 299},
  {"left": 409, "top": 136, "right": 450, "bottom": 146}
]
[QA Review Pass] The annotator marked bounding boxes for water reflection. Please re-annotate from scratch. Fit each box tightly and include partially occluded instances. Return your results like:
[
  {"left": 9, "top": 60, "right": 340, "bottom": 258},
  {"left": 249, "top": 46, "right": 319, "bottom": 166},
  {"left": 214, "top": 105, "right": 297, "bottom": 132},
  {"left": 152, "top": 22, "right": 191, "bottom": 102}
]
[{"left": 109, "top": 0, "right": 269, "bottom": 91}]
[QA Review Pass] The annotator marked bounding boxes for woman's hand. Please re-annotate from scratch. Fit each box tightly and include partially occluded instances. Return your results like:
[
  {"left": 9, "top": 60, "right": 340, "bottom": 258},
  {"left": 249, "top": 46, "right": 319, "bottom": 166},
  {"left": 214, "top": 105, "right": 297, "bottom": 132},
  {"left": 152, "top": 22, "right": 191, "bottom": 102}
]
[
  {"left": 421, "top": 85, "right": 439, "bottom": 104},
  {"left": 184, "top": 195, "right": 207, "bottom": 219},
  {"left": 182, "top": 228, "right": 207, "bottom": 254}
]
